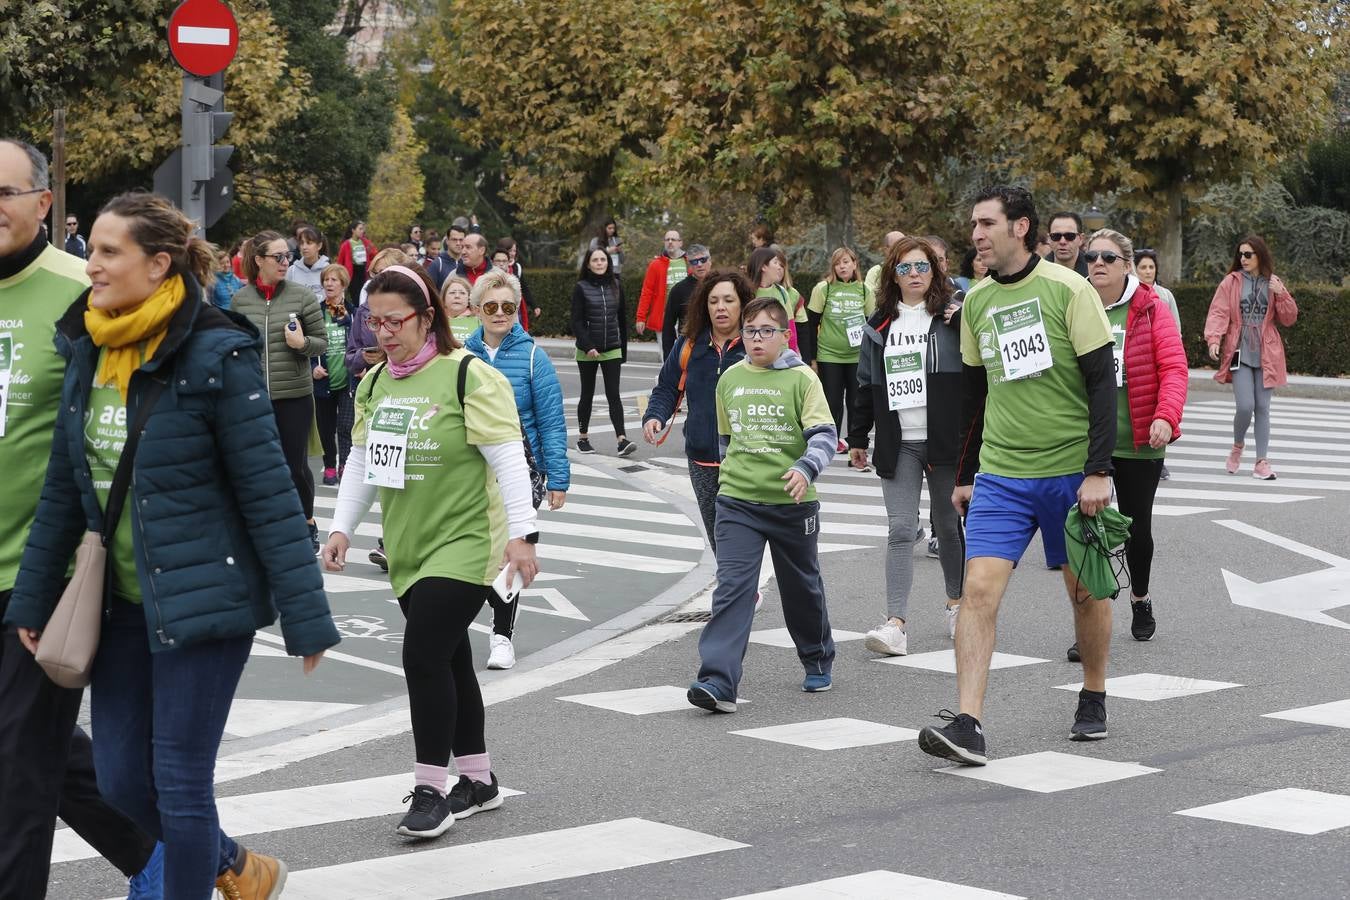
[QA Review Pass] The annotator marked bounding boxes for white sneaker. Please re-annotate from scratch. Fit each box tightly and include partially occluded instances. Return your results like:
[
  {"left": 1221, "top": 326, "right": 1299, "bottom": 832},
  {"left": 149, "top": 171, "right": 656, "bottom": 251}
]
[
  {"left": 486, "top": 634, "right": 515, "bottom": 670},
  {"left": 944, "top": 604, "right": 960, "bottom": 640},
  {"left": 754, "top": 592, "right": 763, "bottom": 612},
  {"left": 863, "top": 622, "right": 907, "bottom": 656}
]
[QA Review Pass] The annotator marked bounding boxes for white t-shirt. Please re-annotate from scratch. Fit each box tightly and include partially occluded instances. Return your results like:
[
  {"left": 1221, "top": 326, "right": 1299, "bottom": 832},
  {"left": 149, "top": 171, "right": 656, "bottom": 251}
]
[{"left": 889, "top": 301, "right": 935, "bottom": 440}]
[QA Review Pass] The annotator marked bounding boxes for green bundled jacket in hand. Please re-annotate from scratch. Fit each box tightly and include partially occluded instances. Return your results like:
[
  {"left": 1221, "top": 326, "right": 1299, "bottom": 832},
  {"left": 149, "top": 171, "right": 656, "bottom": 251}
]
[{"left": 1063, "top": 505, "right": 1133, "bottom": 600}]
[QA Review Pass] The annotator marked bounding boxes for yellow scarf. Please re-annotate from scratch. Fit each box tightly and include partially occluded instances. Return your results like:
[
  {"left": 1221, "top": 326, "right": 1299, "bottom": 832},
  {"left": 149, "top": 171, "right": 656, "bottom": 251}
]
[{"left": 84, "top": 274, "right": 186, "bottom": 401}]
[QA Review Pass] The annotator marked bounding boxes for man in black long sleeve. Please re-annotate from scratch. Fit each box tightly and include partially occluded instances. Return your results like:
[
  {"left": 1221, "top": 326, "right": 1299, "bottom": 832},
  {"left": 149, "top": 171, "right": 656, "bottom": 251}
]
[
  {"left": 661, "top": 244, "right": 712, "bottom": 354},
  {"left": 917, "top": 185, "right": 1117, "bottom": 767}
]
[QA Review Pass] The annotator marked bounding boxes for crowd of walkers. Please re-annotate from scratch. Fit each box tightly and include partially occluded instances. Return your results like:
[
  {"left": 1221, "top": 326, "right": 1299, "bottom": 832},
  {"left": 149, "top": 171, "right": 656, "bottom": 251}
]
[{"left": 0, "top": 131, "right": 1305, "bottom": 898}]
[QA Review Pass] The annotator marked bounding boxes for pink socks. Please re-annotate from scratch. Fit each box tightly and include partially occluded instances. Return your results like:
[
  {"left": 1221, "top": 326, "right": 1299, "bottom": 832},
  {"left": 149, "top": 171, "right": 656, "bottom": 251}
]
[
  {"left": 454, "top": 752, "right": 492, "bottom": 786},
  {"left": 413, "top": 763, "right": 449, "bottom": 795}
]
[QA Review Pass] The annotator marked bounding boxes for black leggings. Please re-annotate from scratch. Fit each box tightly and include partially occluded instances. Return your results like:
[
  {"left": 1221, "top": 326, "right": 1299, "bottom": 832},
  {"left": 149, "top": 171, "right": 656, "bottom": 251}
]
[
  {"left": 314, "top": 390, "right": 354, "bottom": 469},
  {"left": 576, "top": 358, "right": 626, "bottom": 436},
  {"left": 816, "top": 360, "right": 857, "bottom": 436},
  {"left": 1113, "top": 456, "right": 1164, "bottom": 598},
  {"left": 489, "top": 591, "right": 518, "bottom": 638},
  {"left": 398, "top": 578, "right": 491, "bottom": 767},
  {"left": 271, "top": 395, "right": 316, "bottom": 519}
]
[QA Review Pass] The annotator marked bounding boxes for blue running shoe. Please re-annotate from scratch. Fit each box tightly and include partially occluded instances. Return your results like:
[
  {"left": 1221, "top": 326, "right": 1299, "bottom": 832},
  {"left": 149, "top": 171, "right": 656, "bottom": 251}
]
[
  {"left": 687, "top": 681, "right": 737, "bottom": 713},
  {"left": 126, "top": 842, "right": 164, "bottom": 900},
  {"left": 802, "top": 672, "right": 832, "bottom": 693}
]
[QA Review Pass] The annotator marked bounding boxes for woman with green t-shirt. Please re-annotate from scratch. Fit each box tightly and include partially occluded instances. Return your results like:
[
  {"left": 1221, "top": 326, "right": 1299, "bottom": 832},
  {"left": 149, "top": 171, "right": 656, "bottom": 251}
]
[
  {"left": 441, "top": 274, "right": 479, "bottom": 345},
  {"left": 747, "top": 247, "right": 811, "bottom": 359},
  {"left": 570, "top": 247, "right": 634, "bottom": 456},
  {"left": 322, "top": 263, "right": 539, "bottom": 841},
  {"left": 314, "top": 263, "right": 355, "bottom": 486},
  {"left": 807, "top": 247, "right": 875, "bottom": 454}
]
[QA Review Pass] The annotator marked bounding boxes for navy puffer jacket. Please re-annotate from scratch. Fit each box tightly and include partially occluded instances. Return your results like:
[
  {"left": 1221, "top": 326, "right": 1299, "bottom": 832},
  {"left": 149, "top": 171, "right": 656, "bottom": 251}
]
[
  {"left": 4, "top": 277, "right": 340, "bottom": 657},
  {"left": 642, "top": 329, "right": 746, "bottom": 464}
]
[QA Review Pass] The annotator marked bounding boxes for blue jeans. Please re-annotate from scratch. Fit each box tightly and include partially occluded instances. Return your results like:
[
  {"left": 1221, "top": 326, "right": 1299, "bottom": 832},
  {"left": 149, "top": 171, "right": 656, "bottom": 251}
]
[{"left": 90, "top": 599, "right": 250, "bottom": 899}]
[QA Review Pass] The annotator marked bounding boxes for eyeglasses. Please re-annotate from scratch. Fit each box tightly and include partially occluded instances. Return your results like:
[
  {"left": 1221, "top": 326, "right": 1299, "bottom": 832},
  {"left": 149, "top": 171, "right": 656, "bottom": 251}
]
[
  {"left": 741, "top": 326, "right": 787, "bottom": 341},
  {"left": 688, "top": 256, "right": 710, "bottom": 266},
  {"left": 0, "top": 186, "right": 44, "bottom": 203},
  {"left": 260, "top": 252, "right": 289, "bottom": 265},
  {"left": 481, "top": 301, "right": 517, "bottom": 316},
  {"left": 368, "top": 312, "right": 419, "bottom": 332},
  {"left": 1083, "top": 250, "right": 1127, "bottom": 264},
  {"left": 894, "top": 261, "right": 932, "bottom": 276},
  {"left": 1048, "top": 232, "right": 1079, "bottom": 242},
  {"left": 1238, "top": 250, "right": 1255, "bottom": 260}
]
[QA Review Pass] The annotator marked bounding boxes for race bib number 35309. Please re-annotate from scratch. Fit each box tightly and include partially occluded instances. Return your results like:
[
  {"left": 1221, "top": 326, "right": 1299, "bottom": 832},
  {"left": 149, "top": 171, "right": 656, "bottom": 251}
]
[
  {"left": 990, "top": 297, "right": 1052, "bottom": 380},
  {"left": 884, "top": 345, "right": 926, "bottom": 411},
  {"left": 365, "top": 404, "right": 415, "bottom": 489}
]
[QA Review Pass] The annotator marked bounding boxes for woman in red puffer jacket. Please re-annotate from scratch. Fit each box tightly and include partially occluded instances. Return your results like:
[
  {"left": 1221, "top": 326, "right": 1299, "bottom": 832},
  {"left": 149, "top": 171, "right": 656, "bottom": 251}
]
[{"left": 1065, "top": 229, "right": 1187, "bottom": 661}]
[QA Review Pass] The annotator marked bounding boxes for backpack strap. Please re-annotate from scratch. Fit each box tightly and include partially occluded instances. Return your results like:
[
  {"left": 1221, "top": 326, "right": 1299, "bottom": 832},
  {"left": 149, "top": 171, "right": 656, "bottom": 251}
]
[
  {"left": 103, "top": 376, "right": 167, "bottom": 544},
  {"left": 675, "top": 337, "right": 694, "bottom": 393},
  {"left": 456, "top": 353, "right": 472, "bottom": 407}
]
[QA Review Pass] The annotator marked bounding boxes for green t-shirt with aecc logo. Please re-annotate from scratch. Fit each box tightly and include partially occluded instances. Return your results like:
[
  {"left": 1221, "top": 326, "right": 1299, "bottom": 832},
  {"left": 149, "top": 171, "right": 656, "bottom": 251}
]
[
  {"left": 755, "top": 285, "right": 809, "bottom": 324},
  {"left": 808, "top": 280, "right": 876, "bottom": 363},
  {"left": 353, "top": 350, "right": 523, "bottom": 594},
  {"left": 1106, "top": 300, "right": 1164, "bottom": 461},
  {"left": 85, "top": 348, "right": 143, "bottom": 602},
  {"left": 959, "top": 258, "right": 1113, "bottom": 478},
  {"left": 715, "top": 358, "right": 834, "bottom": 505},
  {"left": 0, "top": 245, "right": 90, "bottom": 592},
  {"left": 450, "top": 316, "right": 480, "bottom": 346},
  {"left": 665, "top": 257, "right": 687, "bottom": 291},
  {"left": 324, "top": 309, "right": 349, "bottom": 392}
]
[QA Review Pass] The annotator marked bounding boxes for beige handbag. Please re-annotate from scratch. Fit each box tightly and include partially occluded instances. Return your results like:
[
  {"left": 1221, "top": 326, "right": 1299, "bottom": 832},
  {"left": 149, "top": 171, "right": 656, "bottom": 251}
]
[
  {"left": 35, "top": 533, "right": 107, "bottom": 688},
  {"left": 33, "top": 378, "right": 164, "bottom": 689}
]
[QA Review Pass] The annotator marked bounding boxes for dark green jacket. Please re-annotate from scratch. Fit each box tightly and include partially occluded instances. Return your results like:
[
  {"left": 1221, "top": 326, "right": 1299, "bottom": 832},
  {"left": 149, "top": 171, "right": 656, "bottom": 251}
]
[{"left": 230, "top": 278, "right": 326, "bottom": 399}]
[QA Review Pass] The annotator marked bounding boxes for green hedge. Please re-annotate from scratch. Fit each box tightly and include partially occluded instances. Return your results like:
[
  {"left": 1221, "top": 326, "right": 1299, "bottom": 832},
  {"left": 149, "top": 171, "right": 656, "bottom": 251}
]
[
  {"left": 525, "top": 269, "right": 1349, "bottom": 377},
  {"left": 1173, "top": 282, "right": 1349, "bottom": 377}
]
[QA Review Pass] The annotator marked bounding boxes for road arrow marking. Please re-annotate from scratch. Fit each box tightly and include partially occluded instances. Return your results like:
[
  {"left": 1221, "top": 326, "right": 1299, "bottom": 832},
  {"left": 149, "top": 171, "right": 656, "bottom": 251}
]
[
  {"left": 1216, "top": 519, "right": 1350, "bottom": 631},
  {"left": 1214, "top": 519, "right": 1350, "bottom": 567},
  {"left": 519, "top": 587, "right": 589, "bottom": 621}
]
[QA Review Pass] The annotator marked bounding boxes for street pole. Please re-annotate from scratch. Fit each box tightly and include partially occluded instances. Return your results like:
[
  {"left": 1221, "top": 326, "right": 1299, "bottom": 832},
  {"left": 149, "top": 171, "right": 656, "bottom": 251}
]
[{"left": 51, "top": 108, "right": 66, "bottom": 245}]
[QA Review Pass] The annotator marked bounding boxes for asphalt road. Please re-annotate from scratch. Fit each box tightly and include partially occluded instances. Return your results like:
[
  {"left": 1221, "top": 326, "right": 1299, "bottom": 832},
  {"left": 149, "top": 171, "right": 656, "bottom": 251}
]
[{"left": 49, "top": 345, "right": 1350, "bottom": 899}]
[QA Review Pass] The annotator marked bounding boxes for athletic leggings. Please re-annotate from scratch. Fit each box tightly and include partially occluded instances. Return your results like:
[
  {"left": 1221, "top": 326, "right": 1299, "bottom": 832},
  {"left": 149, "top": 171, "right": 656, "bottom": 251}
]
[
  {"left": 398, "top": 577, "right": 491, "bottom": 767},
  {"left": 576, "top": 358, "right": 626, "bottom": 436},
  {"left": 1231, "top": 363, "right": 1273, "bottom": 458},
  {"left": 489, "top": 591, "right": 518, "bottom": 639},
  {"left": 270, "top": 395, "right": 315, "bottom": 519},
  {"left": 878, "top": 443, "right": 964, "bottom": 621},
  {"left": 314, "top": 389, "right": 354, "bottom": 470},
  {"left": 816, "top": 361, "right": 857, "bottom": 438},
  {"left": 687, "top": 460, "right": 721, "bottom": 552},
  {"left": 1112, "top": 457, "right": 1163, "bottom": 598}
]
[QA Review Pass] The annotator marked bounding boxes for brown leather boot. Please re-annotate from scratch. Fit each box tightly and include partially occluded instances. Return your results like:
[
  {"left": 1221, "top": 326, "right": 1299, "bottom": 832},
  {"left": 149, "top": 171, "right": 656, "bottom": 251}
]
[{"left": 215, "top": 845, "right": 288, "bottom": 899}]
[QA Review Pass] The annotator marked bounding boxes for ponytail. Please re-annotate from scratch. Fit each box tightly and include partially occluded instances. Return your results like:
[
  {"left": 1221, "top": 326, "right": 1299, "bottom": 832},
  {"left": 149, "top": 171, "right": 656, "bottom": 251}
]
[{"left": 242, "top": 229, "right": 285, "bottom": 282}]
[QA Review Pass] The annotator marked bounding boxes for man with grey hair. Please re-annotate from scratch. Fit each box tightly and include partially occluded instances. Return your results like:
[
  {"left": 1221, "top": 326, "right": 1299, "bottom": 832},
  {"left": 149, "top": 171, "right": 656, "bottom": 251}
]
[
  {"left": 636, "top": 229, "right": 685, "bottom": 356},
  {"left": 661, "top": 243, "right": 712, "bottom": 357},
  {"left": 0, "top": 138, "right": 161, "bottom": 896},
  {"left": 864, "top": 229, "right": 906, "bottom": 292}
]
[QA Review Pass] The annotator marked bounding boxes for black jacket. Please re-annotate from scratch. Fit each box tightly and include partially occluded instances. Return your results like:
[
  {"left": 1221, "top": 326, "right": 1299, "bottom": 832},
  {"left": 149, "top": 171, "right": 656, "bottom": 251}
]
[
  {"left": 661, "top": 274, "right": 699, "bottom": 359},
  {"left": 848, "top": 305, "right": 964, "bottom": 476},
  {"left": 571, "top": 275, "right": 627, "bottom": 356}
]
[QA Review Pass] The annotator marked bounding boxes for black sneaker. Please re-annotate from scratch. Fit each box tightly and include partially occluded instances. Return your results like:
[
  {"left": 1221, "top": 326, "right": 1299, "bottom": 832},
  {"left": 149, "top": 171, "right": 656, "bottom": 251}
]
[
  {"left": 448, "top": 773, "right": 503, "bottom": 820},
  {"left": 917, "top": 709, "right": 987, "bottom": 766},
  {"left": 616, "top": 438, "right": 637, "bottom": 457},
  {"left": 308, "top": 521, "right": 320, "bottom": 555},
  {"left": 1067, "top": 642, "right": 1081, "bottom": 663},
  {"left": 576, "top": 438, "right": 595, "bottom": 454},
  {"left": 1131, "top": 599, "right": 1156, "bottom": 641},
  {"left": 1070, "top": 690, "right": 1108, "bottom": 741},
  {"left": 397, "top": 785, "right": 455, "bottom": 838},
  {"left": 369, "top": 538, "right": 388, "bottom": 572}
]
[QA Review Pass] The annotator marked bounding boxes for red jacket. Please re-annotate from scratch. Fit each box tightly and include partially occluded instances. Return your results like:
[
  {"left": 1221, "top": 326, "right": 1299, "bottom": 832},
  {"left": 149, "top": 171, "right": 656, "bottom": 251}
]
[
  {"left": 1121, "top": 282, "right": 1188, "bottom": 451},
  {"left": 1203, "top": 271, "right": 1298, "bottom": 389},
  {"left": 336, "top": 237, "right": 377, "bottom": 279},
  {"left": 636, "top": 255, "right": 679, "bottom": 330}
]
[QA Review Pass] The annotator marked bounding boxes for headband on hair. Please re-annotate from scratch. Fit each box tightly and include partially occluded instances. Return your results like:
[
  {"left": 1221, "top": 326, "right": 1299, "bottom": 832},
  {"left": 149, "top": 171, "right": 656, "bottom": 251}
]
[{"left": 382, "top": 265, "right": 431, "bottom": 306}]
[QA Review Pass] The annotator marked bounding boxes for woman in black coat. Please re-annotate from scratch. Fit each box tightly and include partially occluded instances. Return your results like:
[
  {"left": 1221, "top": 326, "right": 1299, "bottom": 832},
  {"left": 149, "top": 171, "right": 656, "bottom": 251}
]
[{"left": 570, "top": 246, "right": 633, "bottom": 457}]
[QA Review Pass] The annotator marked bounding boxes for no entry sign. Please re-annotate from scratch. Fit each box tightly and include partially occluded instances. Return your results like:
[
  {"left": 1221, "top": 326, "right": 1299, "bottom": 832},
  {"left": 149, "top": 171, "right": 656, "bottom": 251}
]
[{"left": 168, "top": 0, "right": 239, "bottom": 77}]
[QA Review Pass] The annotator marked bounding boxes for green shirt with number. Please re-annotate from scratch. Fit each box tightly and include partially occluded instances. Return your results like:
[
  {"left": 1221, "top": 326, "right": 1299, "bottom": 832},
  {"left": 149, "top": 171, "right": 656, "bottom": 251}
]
[
  {"left": 353, "top": 350, "right": 523, "bottom": 594},
  {"left": 808, "top": 280, "right": 876, "bottom": 364},
  {"left": 715, "top": 358, "right": 833, "bottom": 505},
  {"left": 0, "top": 245, "right": 89, "bottom": 593},
  {"left": 959, "top": 258, "right": 1113, "bottom": 478}
]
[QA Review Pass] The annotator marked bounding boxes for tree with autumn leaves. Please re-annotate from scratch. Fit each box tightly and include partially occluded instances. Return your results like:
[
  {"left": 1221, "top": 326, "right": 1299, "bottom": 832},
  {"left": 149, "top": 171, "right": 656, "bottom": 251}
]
[{"left": 440, "top": 0, "right": 1345, "bottom": 276}]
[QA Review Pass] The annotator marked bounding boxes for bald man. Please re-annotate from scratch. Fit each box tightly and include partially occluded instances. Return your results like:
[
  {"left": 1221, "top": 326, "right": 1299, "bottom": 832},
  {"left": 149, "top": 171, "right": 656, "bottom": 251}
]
[{"left": 864, "top": 230, "right": 907, "bottom": 293}]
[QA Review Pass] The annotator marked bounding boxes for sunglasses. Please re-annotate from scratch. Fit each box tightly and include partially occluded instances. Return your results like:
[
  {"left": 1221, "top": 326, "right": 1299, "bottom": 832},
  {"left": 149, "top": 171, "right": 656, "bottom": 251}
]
[
  {"left": 741, "top": 326, "right": 787, "bottom": 341},
  {"left": 368, "top": 312, "right": 419, "bottom": 332},
  {"left": 260, "top": 252, "right": 290, "bottom": 265},
  {"left": 1238, "top": 250, "right": 1255, "bottom": 260},
  {"left": 481, "top": 301, "right": 517, "bottom": 316},
  {"left": 1048, "top": 232, "right": 1079, "bottom": 242},
  {"left": 1083, "top": 250, "right": 1127, "bottom": 264},
  {"left": 894, "top": 261, "right": 932, "bottom": 276},
  {"left": 688, "top": 256, "right": 710, "bottom": 266}
]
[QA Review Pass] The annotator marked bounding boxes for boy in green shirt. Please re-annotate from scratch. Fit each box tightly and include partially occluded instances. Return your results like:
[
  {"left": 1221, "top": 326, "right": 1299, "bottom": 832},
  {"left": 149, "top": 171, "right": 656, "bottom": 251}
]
[{"left": 688, "top": 297, "right": 838, "bottom": 713}]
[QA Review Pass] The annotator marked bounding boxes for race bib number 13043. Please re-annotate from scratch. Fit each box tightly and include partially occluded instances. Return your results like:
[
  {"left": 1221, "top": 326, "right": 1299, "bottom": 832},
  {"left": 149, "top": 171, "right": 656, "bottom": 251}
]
[{"left": 990, "top": 297, "right": 1052, "bottom": 380}]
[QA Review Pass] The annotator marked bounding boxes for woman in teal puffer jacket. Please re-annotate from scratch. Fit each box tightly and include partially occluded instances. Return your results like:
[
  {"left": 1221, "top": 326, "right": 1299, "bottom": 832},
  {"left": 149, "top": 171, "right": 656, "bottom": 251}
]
[{"left": 5, "top": 192, "right": 338, "bottom": 899}]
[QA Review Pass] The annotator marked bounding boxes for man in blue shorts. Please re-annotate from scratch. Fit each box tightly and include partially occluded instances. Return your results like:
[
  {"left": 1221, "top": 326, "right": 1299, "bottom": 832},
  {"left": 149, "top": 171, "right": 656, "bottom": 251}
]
[{"left": 917, "top": 186, "right": 1117, "bottom": 766}]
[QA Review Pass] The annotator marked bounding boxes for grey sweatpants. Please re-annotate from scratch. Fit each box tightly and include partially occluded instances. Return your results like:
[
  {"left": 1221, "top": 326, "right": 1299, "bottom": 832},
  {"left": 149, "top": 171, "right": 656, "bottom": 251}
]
[
  {"left": 696, "top": 495, "right": 835, "bottom": 698},
  {"left": 1232, "top": 363, "right": 1273, "bottom": 458},
  {"left": 879, "top": 443, "right": 964, "bottom": 620}
]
